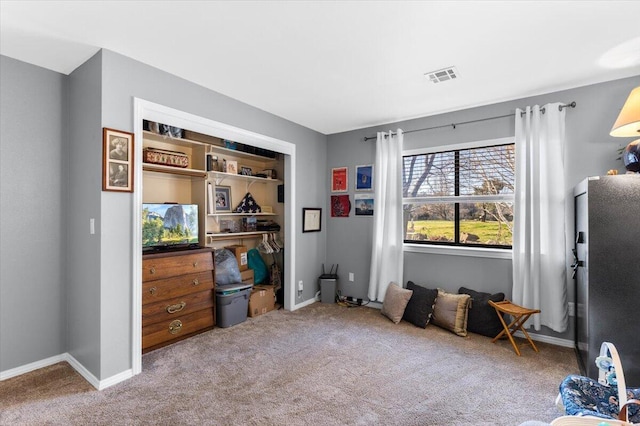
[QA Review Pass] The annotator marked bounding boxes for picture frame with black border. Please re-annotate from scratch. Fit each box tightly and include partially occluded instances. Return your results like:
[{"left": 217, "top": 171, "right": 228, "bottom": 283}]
[{"left": 302, "top": 208, "right": 322, "bottom": 232}]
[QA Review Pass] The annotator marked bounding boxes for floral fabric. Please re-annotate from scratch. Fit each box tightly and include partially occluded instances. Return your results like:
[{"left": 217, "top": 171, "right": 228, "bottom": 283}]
[{"left": 559, "top": 374, "right": 640, "bottom": 422}]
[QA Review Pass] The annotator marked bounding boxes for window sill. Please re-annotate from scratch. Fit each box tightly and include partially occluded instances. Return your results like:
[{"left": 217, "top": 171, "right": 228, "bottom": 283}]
[{"left": 403, "top": 243, "right": 512, "bottom": 259}]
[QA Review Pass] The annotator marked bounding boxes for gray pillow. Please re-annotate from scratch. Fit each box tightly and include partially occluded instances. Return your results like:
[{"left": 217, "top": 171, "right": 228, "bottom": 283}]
[{"left": 381, "top": 282, "right": 413, "bottom": 324}]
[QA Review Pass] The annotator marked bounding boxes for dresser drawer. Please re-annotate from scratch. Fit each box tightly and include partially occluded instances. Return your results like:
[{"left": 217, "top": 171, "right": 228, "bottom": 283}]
[
  {"left": 143, "top": 251, "right": 213, "bottom": 281},
  {"left": 142, "top": 309, "right": 214, "bottom": 350},
  {"left": 142, "top": 271, "right": 214, "bottom": 305},
  {"left": 142, "top": 290, "right": 214, "bottom": 327}
]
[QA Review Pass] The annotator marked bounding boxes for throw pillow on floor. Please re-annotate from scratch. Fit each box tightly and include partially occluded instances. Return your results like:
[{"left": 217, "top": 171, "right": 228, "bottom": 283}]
[{"left": 458, "top": 287, "right": 505, "bottom": 338}]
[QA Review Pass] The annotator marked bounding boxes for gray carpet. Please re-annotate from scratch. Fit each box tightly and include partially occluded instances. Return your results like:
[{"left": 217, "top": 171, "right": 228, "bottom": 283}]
[{"left": 0, "top": 303, "right": 578, "bottom": 425}]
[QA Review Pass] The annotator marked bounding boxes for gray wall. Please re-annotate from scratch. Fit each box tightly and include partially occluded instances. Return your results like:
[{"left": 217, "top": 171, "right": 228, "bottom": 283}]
[
  {"left": 66, "top": 52, "right": 103, "bottom": 375},
  {"left": 0, "top": 50, "right": 328, "bottom": 380},
  {"left": 0, "top": 56, "right": 67, "bottom": 370},
  {"left": 326, "top": 74, "right": 640, "bottom": 340}
]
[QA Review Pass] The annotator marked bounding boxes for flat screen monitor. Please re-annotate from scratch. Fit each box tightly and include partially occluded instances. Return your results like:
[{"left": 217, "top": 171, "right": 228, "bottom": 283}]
[{"left": 142, "top": 203, "right": 199, "bottom": 250}]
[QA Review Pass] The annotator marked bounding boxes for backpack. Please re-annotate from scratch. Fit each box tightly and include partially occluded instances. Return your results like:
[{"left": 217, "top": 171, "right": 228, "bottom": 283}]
[{"left": 247, "top": 248, "right": 268, "bottom": 284}]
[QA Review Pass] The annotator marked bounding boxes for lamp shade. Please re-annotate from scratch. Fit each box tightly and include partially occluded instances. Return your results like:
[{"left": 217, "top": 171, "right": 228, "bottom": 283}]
[{"left": 610, "top": 86, "right": 640, "bottom": 137}]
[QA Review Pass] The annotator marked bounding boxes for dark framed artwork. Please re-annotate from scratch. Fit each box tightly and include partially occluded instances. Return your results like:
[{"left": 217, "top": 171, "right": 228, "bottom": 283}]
[
  {"left": 303, "top": 208, "right": 322, "bottom": 232},
  {"left": 331, "top": 195, "right": 351, "bottom": 217},
  {"left": 214, "top": 186, "right": 232, "bottom": 212},
  {"left": 103, "top": 127, "right": 134, "bottom": 192}
]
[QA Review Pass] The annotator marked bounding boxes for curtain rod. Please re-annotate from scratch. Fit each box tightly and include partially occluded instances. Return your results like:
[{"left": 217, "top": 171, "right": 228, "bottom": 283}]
[{"left": 362, "top": 101, "right": 576, "bottom": 141}]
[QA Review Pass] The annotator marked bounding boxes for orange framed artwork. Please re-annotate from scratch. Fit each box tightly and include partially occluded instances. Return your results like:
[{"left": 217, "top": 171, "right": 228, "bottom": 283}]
[{"left": 331, "top": 167, "right": 348, "bottom": 193}]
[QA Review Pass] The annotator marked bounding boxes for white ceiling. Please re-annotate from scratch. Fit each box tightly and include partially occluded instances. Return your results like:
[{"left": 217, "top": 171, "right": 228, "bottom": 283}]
[{"left": 2, "top": 1, "right": 640, "bottom": 135}]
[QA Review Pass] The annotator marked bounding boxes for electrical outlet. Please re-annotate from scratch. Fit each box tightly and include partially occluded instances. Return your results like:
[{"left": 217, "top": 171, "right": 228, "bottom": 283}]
[
  {"left": 298, "top": 280, "right": 303, "bottom": 291},
  {"left": 349, "top": 272, "right": 354, "bottom": 282}
]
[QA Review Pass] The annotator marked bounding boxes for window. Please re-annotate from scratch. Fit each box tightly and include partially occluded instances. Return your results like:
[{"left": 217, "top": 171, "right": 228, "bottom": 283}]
[{"left": 403, "top": 140, "right": 515, "bottom": 248}]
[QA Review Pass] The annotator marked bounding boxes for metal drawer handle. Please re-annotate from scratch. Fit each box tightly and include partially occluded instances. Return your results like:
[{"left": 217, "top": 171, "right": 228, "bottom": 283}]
[
  {"left": 168, "top": 320, "right": 183, "bottom": 334},
  {"left": 149, "top": 287, "right": 157, "bottom": 295},
  {"left": 192, "top": 278, "right": 200, "bottom": 286},
  {"left": 192, "top": 261, "right": 198, "bottom": 268},
  {"left": 166, "top": 302, "right": 186, "bottom": 314},
  {"left": 149, "top": 266, "right": 156, "bottom": 275}
]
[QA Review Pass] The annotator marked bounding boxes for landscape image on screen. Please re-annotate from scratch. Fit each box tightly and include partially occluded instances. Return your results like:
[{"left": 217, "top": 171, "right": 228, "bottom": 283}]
[{"left": 142, "top": 204, "right": 199, "bottom": 248}]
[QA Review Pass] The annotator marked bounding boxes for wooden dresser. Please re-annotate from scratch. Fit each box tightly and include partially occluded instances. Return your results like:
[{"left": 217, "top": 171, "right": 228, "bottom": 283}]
[{"left": 142, "top": 248, "right": 215, "bottom": 353}]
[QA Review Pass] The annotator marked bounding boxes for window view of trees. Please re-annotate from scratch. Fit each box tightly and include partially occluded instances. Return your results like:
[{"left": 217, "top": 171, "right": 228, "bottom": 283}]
[{"left": 403, "top": 143, "right": 514, "bottom": 247}]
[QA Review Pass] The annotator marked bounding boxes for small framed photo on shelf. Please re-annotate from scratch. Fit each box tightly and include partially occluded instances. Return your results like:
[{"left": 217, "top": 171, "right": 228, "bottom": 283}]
[
  {"left": 226, "top": 160, "right": 238, "bottom": 175},
  {"left": 214, "top": 186, "right": 232, "bottom": 212},
  {"left": 302, "top": 208, "right": 322, "bottom": 232},
  {"left": 331, "top": 167, "right": 348, "bottom": 192},
  {"left": 103, "top": 127, "right": 134, "bottom": 192},
  {"left": 355, "top": 164, "right": 373, "bottom": 191},
  {"left": 240, "top": 166, "right": 252, "bottom": 176}
]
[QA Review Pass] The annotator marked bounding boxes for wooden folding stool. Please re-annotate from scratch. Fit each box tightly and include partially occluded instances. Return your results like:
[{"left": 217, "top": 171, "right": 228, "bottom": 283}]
[{"left": 488, "top": 300, "right": 541, "bottom": 356}]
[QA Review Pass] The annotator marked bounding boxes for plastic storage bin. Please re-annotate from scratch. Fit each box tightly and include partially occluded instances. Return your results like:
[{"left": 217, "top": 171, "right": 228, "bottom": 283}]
[{"left": 215, "top": 283, "right": 252, "bottom": 328}]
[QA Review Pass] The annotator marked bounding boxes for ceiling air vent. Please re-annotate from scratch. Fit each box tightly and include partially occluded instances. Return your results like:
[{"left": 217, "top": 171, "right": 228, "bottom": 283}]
[{"left": 425, "top": 66, "right": 459, "bottom": 83}]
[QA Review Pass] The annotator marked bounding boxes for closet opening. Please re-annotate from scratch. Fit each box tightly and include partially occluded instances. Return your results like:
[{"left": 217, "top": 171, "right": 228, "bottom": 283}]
[{"left": 132, "top": 99, "right": 296, "bottom": 375}]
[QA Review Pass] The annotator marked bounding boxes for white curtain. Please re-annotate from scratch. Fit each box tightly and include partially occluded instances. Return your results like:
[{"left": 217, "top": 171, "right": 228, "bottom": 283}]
[
  {"left": 368, "top": 130, "right": 404, "bottom": 302},
  {"left": 512, "top": 104, "right": 568, "bottom": 332}
]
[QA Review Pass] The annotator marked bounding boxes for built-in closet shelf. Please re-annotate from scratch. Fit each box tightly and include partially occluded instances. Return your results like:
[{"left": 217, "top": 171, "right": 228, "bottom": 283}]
[
  {"left": 206, "top": 231, "right": 273, "bottom": 242},
  {"left": 206, "top": 146, "right": 279, "bottom": 162},
  {"left": 143, "top": 162, "right": 207, "bottom": 178},
  {"left": 143, "top": 130, "right": 210, "bottom": 148},
  {"left": 209, "top": 171, "right": 282, "bottom": 186},
  {"left": 208, "top": 212, "right": 277, "bottom": 217}
]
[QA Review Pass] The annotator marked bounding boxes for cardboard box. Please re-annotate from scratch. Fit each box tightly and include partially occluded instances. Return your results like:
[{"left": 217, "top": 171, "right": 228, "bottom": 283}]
[
  {"left": 248, "top": 285, "right": 275, "bottom": 317},
  {"left": 240, "top": 268, "right": 254, "bottom": 285},
  {"left": 225, "top": 245, "right": 248, "bottom": 271}
]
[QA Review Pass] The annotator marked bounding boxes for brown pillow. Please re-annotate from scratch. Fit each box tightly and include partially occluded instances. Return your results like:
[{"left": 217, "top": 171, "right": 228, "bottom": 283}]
[
  {"left": 432, "top": 289, "right": 471, "bottom": 336},
  {"left": 381, "top": 282, "right": 413, "bottom": 324}
]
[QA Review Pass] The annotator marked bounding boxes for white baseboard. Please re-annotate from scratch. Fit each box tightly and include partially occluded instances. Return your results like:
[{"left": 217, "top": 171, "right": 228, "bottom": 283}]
[
  {"left": 293, "top": 296, "right": 317, "bottom": 310},
  {"left": 514, "top": 331, "right": 574, "bottom": 348},
  {"left": 0, "top": 353, "right": 67, "bottom": 381},
  {"left": 63, "top": 353, "right": 100, "bottom": 389},
  {"left": 1, "top": 353, "right": 133, "bottom": 391}
]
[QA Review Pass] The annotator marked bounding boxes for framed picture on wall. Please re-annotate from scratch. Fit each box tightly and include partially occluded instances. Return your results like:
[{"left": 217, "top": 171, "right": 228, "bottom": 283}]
[
  {"left": 354, "top": 194, "right": 374, "bottom": 216},
  {"left": 331, "top": 195, "right": 351, "bottom": 217},
  {"left": 355, "top": 164, "right": 373, "bottom": 191},
  {"left": 102, "top": 127, "right": 134, "bottom": 192},
  {"left": 302, "top": 208, "right": 322, "bottom": 232},
  {"left": 331, "top": 167, "right": 348, "bottom": 192}
]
